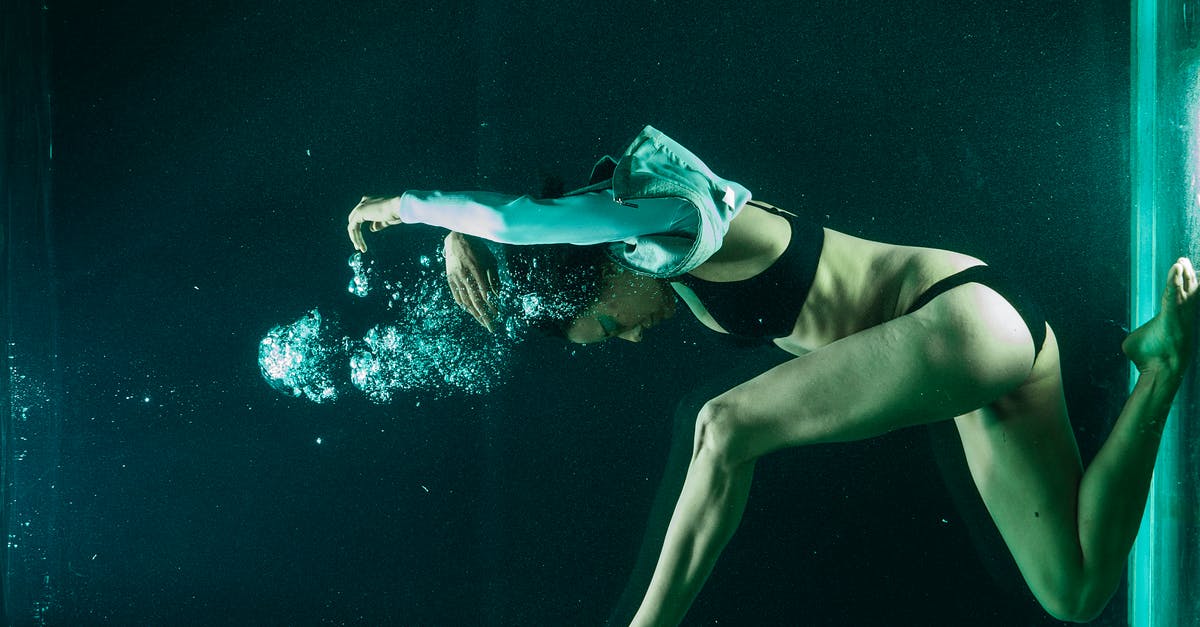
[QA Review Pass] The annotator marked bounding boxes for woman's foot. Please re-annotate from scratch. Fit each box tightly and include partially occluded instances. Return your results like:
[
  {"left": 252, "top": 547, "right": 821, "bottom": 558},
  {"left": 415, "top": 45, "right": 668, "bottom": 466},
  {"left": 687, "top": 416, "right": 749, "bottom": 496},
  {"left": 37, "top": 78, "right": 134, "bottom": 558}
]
[{"left": 1122, "top": 257, "right": 1199, "bottom": 378}]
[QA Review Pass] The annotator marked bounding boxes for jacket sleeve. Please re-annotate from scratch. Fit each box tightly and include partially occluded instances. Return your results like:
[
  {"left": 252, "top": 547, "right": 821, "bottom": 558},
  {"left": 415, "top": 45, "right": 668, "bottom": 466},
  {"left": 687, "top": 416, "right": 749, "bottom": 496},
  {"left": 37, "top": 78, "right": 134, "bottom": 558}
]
[{"left": 394, "top": 189, "right": 696, "bottom": 245}]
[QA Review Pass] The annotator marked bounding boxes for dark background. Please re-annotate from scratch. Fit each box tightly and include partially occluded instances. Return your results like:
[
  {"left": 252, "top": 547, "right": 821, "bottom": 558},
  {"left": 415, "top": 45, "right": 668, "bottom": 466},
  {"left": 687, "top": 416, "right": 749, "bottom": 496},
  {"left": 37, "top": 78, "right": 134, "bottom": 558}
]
[{"left": 4, "top": 0, "right": 1131, "bottom": 624}]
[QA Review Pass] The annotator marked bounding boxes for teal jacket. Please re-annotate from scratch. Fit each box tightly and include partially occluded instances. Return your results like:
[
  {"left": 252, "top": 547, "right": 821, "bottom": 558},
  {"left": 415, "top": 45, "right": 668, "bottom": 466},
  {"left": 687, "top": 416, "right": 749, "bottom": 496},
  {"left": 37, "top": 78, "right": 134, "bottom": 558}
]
[
  {"left": 568, "top": 125, "right": 752, "bottom": 277},
  {"left": 396, "top": 125, "right": 753, "bottom": 278}
]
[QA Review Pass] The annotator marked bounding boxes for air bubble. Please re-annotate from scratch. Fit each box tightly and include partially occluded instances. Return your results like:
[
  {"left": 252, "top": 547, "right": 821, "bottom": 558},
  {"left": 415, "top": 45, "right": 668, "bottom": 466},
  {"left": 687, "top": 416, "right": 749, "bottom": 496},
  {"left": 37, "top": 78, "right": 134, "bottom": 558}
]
[
  {"left": 257, "top": 309, "right": 344, "bottom": 403},
  {"left": 261, "top": 247, "right": 514, "bottom": 404},
  {"left": 347, "top": 252, "right": 374, "bottom": 297}
]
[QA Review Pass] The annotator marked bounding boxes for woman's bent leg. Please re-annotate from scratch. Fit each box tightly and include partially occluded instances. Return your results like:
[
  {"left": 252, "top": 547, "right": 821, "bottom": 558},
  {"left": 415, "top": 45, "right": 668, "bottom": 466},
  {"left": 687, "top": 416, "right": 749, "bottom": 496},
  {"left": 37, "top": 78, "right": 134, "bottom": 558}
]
[
  {"left": 629, "top": 444, "right": 756, "bottom": 627},
  {"left": 630, "top": 283, "right": 1039, "bottom": 626},
  {"left": 630, "top": 260, "right": 1196, "bottom": 626},
  {"left": 957, "top": 259, "right": 1198, "bottom": 622},
  {"left": 610, "top": 349, "right": 790, "bottom": 627}
]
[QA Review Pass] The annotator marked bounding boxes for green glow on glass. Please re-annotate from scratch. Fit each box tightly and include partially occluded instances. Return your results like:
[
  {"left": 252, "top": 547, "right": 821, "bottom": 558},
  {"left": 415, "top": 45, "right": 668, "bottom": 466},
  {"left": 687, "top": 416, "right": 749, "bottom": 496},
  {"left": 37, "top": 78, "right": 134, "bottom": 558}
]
[
  {"left": 1129, "top": 1, "right": 1158, "bottom": 624},
  {"left": 1129, "top": 1, "right": 1194, "bottom": 625}
]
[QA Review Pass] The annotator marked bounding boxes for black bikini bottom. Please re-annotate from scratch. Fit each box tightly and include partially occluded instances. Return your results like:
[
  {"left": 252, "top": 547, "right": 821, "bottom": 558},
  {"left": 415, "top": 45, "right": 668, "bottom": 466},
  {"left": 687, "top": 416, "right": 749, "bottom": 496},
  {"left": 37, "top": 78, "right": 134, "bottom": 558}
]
[{"left": 904, "top": 265, "right": 1047, "bottom": 361}]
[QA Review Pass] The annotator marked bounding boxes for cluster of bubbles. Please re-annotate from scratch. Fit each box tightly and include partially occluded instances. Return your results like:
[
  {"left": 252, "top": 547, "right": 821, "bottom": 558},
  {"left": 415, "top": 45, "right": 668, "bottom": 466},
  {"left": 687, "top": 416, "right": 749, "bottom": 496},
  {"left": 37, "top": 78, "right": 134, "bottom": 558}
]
[
  {"left": 258, "top": 309, "right": 346, "bottom": 402},
  {"left": 347, "top": 252, "right": 374, "bottom": 297},
  {"left": 501, "top": 249, "right": 606, "bottom": 328},
  {"left": 348, "top": 252, "right": 509, "bottom": 402},
  {"left": 258, "top": 249, "right": 515, "bottom": 404}
]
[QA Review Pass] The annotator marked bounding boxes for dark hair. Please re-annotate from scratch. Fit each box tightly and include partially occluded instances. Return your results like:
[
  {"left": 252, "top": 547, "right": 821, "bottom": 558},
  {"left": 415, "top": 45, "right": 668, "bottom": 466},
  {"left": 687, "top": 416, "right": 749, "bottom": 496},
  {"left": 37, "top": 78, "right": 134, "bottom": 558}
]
[{"left": 502, "top": 243, "right": 614, "bottom": 337}]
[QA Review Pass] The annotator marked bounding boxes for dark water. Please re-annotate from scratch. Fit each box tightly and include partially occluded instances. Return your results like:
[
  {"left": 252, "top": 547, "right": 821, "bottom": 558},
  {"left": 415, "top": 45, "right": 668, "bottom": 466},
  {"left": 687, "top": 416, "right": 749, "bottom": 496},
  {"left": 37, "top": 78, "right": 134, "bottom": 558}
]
[{"left": 4, "top": 0, "right": 1132, "bottom": 624}]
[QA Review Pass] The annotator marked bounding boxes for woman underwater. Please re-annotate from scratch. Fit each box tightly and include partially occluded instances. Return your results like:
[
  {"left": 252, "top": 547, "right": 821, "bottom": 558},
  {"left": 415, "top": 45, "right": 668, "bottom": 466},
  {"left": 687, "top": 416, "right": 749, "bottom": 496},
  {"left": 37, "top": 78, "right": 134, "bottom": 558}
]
[{"left": 346, "top": 126, "right": 1197, "bottom": 625}]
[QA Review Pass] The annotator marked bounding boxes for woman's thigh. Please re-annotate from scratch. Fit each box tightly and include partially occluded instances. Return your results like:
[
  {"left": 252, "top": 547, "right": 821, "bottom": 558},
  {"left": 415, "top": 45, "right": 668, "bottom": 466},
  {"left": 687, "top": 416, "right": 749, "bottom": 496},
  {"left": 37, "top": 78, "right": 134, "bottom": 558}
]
[
  {"left": 708, "top": 282, "right": 1038, "bottom": 463},
  {"left": 953, "top": 326, "right": 1086, "bottom": 602}
]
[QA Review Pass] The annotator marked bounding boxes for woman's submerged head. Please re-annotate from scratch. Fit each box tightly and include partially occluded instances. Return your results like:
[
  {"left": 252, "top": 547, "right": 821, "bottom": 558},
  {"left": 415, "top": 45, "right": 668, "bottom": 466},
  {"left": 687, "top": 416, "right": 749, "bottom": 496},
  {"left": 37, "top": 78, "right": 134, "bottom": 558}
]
[{"left": 503, "top": 244, "right": 677, "bottom": 344}]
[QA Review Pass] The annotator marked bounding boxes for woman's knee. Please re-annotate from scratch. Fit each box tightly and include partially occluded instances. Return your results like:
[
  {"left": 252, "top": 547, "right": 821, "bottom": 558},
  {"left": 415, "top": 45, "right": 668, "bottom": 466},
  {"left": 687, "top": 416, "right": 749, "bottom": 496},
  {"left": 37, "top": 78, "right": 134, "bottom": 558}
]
[
  {"left": 1036, "top": 588, "right": 1110, "bottom": 623},
  {"left": 693, "top": 398, "right": 754, "bottom": 468},
  {"left": 1028, "top": 567, "right": 1116, "bottom": 623}
]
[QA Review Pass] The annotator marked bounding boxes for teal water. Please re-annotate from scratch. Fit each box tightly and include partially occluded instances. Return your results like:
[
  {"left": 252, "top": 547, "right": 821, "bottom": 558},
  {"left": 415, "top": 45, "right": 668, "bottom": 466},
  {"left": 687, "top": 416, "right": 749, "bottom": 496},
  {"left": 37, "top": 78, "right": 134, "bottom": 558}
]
[{"left": 4, "top": 1, "right": 1133, "bottom": 625}]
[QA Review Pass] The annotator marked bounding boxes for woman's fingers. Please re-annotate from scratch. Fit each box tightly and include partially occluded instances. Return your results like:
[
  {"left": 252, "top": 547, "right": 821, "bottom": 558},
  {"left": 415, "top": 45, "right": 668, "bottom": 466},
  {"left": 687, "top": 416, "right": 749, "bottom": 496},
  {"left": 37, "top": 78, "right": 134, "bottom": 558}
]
[
  {"left": 469, "top": 267, "right": 497, "bottom": 313},
  {"left": 347, "top": 197, "right": 403, "bottom": 252},
  {"left": 449, "top": 280, "right": 466, "bottom": 309},
  {"left": 347, "top": 201, "right": 375, "bottom": 252},
  {"left": 347, "top": 219, "right": 366, "bottom": 253},
  {"left": 450, "top": 282, "right": 482, "bottom": 326},
  {"left": 450, "top": 276, "right": 495, "bottom": 332},
  {"left": 486, "top": 269, "right": 499, "bottom": 299},
  {"left": 370, "top": 219, "right": 403, "bottom": 233},
  {"left": 463, "top": 282, "right": 495, "bottom": 331}
]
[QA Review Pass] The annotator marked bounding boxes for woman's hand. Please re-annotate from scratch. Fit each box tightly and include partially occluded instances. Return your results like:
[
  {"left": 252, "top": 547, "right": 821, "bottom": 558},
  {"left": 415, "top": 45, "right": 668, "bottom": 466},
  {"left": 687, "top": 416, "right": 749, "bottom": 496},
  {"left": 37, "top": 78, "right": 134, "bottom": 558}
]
[
  {"left": 347, "top": 195, "right": 403, "bottom": 253},
  {"left": 444, "top": 231, "right": 499, "bottom": 332}
]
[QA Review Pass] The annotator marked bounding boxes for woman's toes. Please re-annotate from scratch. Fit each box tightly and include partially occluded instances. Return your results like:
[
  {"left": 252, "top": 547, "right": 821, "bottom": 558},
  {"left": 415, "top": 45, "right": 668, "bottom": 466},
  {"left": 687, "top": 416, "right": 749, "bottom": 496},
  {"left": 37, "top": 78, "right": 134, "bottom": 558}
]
[
  {"left": 1166, "top": 265, "right": 1181, "bottom": 301},
  {"left": 1183, "top": 258, "right": 1198, "bottom": 295}
]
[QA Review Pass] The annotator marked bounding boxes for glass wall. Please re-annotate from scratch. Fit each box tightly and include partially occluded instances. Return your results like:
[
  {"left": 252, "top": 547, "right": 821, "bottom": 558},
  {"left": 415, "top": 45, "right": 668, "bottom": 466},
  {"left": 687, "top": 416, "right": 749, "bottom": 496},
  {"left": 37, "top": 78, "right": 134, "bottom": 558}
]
[
  {"left": 4, "top": 1, "right": 1138, "bottom": 625},
  {"left": 1129, "top": 0, "right": 1200, "bottom": 625},
  {"left": 3, "top": 1, "right": 58, "bottom": 622}
]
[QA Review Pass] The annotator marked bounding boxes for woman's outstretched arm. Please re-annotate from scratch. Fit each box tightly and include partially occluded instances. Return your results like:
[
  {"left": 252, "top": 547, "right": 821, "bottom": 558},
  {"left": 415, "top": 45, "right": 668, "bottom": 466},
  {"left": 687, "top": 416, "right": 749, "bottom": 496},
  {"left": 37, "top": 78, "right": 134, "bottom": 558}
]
[{"left": 347, "top": 190, "right": 695, "bottom": 251}]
